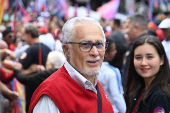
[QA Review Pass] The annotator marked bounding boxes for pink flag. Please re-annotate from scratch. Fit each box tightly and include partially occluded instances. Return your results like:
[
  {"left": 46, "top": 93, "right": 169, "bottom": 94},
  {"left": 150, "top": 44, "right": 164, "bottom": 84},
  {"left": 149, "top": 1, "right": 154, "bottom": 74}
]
[
  {"left": 154, "top": 0, "right": 159, "bottom": 8},
  {"left": 97, "top": 0, "right": 120, "bottom": 19},
  {"left": 74, "top": 2, "right": 78, "bottom": 17}
]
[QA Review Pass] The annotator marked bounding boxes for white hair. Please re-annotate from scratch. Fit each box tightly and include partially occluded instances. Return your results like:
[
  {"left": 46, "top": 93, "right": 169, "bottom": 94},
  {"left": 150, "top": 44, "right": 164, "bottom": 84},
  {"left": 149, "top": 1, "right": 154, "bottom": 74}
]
[
  {"left": 61, "top": 16, "right": 105, "bottom": 45},
  {"left": 47, "top": 51, "right": 66, "bottom": 69}
]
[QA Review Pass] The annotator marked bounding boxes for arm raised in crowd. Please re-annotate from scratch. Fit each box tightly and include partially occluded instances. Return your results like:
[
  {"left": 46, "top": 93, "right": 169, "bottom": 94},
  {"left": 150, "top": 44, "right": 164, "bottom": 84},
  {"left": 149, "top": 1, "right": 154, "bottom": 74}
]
[
  {"left": 0, "top": 81, "right": 18, "bottom": 101},
  {"left": 0, "top": 48, "right": 16, "bottom": 60}
]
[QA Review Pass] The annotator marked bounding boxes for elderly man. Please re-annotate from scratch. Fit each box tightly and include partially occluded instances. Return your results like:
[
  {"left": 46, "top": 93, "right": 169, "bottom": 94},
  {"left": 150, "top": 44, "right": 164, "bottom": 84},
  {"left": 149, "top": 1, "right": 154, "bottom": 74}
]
[
  {"left": 29, "top": 17, "right": 114, "bottom": 113},
  {"left": 158, "top": 18, "right": 170, "bottom": 65}
]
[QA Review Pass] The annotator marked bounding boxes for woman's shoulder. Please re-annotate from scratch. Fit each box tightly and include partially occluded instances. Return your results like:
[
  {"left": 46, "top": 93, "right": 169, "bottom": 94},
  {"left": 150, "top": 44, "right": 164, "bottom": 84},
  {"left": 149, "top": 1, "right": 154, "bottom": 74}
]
[{"left": 151, "top": 86, "right": 170, "bottom": 97}]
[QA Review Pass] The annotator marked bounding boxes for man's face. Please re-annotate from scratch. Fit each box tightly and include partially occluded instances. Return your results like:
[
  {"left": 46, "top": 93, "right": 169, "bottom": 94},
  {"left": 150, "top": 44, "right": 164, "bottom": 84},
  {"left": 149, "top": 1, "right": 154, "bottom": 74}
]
[
  {"left": 105, "top": 43, "right": 117, "bottom": 62},
  {"left": 23, "top": 32, "right": 31, "bottom": 45},
  {"left": 162, "top": 28, "right": 170, "bottom": 39},
  {"left": 64, "top": 22, "right": 105, "bottom": 77},
  {"left": 3, "top": 32, "right": 15, "bottom": 45},
  {"left": 109, "top": 20, "right": 115, "bottom": 31},
  {"left": 124, "top": 19, "right": 135, "bottom": 42}
]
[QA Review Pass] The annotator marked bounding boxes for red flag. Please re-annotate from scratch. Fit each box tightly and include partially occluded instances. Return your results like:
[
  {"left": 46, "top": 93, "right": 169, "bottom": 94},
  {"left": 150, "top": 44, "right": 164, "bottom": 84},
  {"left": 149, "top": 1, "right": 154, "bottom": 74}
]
[{"left": 13, "top": 4, "right": 18, "bottom": 33}]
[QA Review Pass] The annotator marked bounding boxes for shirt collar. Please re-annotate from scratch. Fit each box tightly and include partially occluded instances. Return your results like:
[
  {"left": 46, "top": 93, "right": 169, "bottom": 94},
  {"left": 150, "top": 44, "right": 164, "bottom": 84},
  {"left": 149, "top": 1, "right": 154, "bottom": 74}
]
[
  {"left": 102, "top": 62, "right": 109, "bottom": 65},
  {"left": 64, "top": 61, "right": 98, "bottom": 93},
  {"left": 165, "top": 36, "right": 170, "bottom": 41}
]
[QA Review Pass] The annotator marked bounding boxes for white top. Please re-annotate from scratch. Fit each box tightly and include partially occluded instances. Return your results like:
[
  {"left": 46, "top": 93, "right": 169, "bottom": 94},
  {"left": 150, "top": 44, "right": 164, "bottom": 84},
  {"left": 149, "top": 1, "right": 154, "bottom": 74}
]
[
  {"left": 0, "top": 33, "right": 2, "bottom": 40},
  {"left": 14, "top": 43, "right": 29, "bottom": 59},
  {"left": 98, "top": 62, "right": 126, "bottom": 113},
  {"left": 39, "top": 33, "right": 55, "bottom": 50},
  {"left": 162, "top": 40, "right": 170, "bottom": 65},
  {"left": 55, "top": 39, "right": 63, "bottom": 53},
  {"left": 33, "top": 61, "right": 98, "bottom": 113}
]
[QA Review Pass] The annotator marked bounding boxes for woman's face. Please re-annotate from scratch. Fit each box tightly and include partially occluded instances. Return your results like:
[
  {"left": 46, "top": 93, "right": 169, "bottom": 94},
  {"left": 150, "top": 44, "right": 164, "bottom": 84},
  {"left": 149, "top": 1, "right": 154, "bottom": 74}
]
[{"left": 133, "top": 43, "right": 164, "bottom": 84}]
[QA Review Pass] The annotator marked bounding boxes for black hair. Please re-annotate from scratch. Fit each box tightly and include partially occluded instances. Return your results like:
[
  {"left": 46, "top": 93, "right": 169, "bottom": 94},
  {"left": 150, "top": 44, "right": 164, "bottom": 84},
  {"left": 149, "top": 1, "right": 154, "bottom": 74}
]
[
  {"left": 2, "top": 27, "right": 12, "bottom": 37},
  {"left": 113, "top": 19, "right": 121, "bottom": 27},
  {"left": 106, "top": 37, "right": 115, "bottom": 52},
  {"left": 124, "top": 35, "right": 170, "bottom": 113}
]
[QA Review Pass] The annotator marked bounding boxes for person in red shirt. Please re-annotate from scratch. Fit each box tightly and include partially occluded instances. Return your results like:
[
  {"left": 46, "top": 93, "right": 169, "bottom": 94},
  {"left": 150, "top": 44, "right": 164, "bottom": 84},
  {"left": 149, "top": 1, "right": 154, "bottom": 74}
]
[{"left": 29, "top": 16, "right": 114, "bottom": 113}]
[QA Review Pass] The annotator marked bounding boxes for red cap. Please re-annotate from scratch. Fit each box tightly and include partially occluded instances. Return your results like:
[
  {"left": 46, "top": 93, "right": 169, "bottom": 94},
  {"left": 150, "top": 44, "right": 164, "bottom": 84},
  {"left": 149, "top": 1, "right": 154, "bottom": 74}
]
[
  {"left": 156, "top": 29, "right": 164, "bottom": 41},
  {"left": 148, "top": 21, "right": 157, "bottom": 30},
  {"left": 39, "top": 26, "right": 48, "bottom": 34}
]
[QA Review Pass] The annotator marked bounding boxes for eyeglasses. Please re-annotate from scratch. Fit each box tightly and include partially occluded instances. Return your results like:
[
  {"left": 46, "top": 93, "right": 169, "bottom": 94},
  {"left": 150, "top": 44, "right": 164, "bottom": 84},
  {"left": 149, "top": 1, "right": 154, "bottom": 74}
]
[{"left": 65, "top": 41, "right": 109, "bottom": 52}]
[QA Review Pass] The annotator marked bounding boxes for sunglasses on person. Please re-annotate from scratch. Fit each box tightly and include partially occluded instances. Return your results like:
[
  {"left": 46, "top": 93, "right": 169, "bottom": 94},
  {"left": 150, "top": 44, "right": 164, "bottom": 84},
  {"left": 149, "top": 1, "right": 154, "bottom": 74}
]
[{"left": 8, "top": 35, "right": 14, "bottom": 38}]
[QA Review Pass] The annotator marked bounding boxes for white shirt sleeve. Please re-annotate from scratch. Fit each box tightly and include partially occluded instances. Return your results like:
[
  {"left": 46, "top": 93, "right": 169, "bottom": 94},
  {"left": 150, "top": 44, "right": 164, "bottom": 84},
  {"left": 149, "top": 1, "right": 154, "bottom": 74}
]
[
  {"left": 33, "top": 95, "right": 60, "bottom": 113},
  {"left": 109, "top": 74, "right": 126, "bottom": 113}
]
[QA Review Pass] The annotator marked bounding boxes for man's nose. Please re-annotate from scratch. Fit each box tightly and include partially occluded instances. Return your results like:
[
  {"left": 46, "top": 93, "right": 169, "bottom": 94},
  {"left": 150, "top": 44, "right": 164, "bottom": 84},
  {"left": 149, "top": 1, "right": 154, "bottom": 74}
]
[{"left": 89, "top": 46, "right": 99, "bottom": 56}]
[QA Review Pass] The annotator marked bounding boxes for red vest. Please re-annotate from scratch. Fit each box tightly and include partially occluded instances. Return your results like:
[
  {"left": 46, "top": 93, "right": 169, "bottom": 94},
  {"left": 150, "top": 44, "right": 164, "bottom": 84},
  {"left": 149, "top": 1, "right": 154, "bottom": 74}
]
[{"left": 29, "top": 66, "right": 114, "bottom": 113}]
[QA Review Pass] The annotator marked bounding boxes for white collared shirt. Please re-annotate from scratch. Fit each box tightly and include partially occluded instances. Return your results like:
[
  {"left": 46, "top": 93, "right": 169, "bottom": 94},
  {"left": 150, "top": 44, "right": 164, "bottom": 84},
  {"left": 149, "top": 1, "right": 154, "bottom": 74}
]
[
  {"left": 98, "top": 62, "right": 126, "bottom": 113},
  {"left": 33, "top": 61, "right": 98, "bottom": 113},
  {"left": 162, "top": 40, "right": 170, "bottom": 65}
]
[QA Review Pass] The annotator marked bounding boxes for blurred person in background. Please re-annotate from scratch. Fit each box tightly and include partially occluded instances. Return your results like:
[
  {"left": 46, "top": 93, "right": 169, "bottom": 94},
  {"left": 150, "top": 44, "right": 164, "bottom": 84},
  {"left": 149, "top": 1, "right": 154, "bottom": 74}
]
[
  {"left": 3, "top": 8, "right": 15, "bottom": 23},
  {"left": 0, "top": 25, "right": 6, "bottom": 40},
  {"left": 107, "top": 18, "right": 128, "bottom": 74},
  {"left": 122, "top": 13, "right": 149, "bottom": 88},
  {"left": 158, "top": 18, "right": 170, "bottom": 65},
  {"left": 2, "top": 27, "right": 15, "bottom": 51},
  {"left": 98, "top": 38, "right": 126, "bottom": 113},
  {"left": 19, "top": 23, "right": 51, "bottom": 112},
  {"left": 13, "top": 51, "right": 65, "bottom": 88},
  {"left": 39, "top": 26, "right": 55, "bottom": 50},
  {"left": 0, "top": 40, "right": 19, "bottom": 113},
  {"left": 14, "top": 30, "right": 30, "bottom": 59},
  {"left": 99, "top": 17, "right": 107, "bottom": 33}
]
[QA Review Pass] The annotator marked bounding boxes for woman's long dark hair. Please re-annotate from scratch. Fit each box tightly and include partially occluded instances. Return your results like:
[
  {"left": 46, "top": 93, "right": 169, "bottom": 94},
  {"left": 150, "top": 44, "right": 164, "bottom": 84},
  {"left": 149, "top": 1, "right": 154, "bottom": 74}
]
[{"left": 124, "top": 35, "right": 170, "bottom": 113}]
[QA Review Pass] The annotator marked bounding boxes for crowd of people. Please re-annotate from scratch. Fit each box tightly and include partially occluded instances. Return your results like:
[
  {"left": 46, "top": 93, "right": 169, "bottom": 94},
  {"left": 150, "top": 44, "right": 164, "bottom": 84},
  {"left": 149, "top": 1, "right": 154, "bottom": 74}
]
[{"left": 0, "top": 5, "right": 170, "bottom": 113}]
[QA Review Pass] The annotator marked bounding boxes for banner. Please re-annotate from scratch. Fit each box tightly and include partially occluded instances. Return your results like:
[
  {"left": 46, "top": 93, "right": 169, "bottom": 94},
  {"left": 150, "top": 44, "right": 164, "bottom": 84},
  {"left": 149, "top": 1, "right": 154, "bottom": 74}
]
[
  {"left": 86, "top": 1, "right": 91, "bottom": 16},
  {"left": 4, "top": 0, "right": 9, "bottom": 11},
  {"left": 97, "top": 0, "right": 120, "bottom": 19},
  {"left": 74, "top": 2, "right": 78, "bottom": 17},
  {"left": 37, "top": 0, "right": 47, "bottom": 12},
  {"left": 148, "top": 0, "right": 154, "bottom": 21},
  {"left": 128, "top": 0, "right": 135, "bottom": 15},
  {"left": 0, "top": 0, "right": 5, "bottom": 25}
]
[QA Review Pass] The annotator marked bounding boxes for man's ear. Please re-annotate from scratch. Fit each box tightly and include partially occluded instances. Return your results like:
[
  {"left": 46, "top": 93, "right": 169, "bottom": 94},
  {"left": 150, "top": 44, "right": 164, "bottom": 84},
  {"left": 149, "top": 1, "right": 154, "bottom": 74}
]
[
  {"left": 62, "top": 44, "right": 69, "bottom": 58},
  {"left": 134, "top": 24, "right": 139, "bottom": 32}
]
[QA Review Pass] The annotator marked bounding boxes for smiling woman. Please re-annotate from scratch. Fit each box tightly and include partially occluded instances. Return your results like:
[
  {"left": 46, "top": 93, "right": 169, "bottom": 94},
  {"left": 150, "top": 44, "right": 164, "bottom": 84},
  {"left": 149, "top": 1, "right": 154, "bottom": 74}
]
[{"left": 124, "top": 35, "right": 170, "bottom": 113}]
